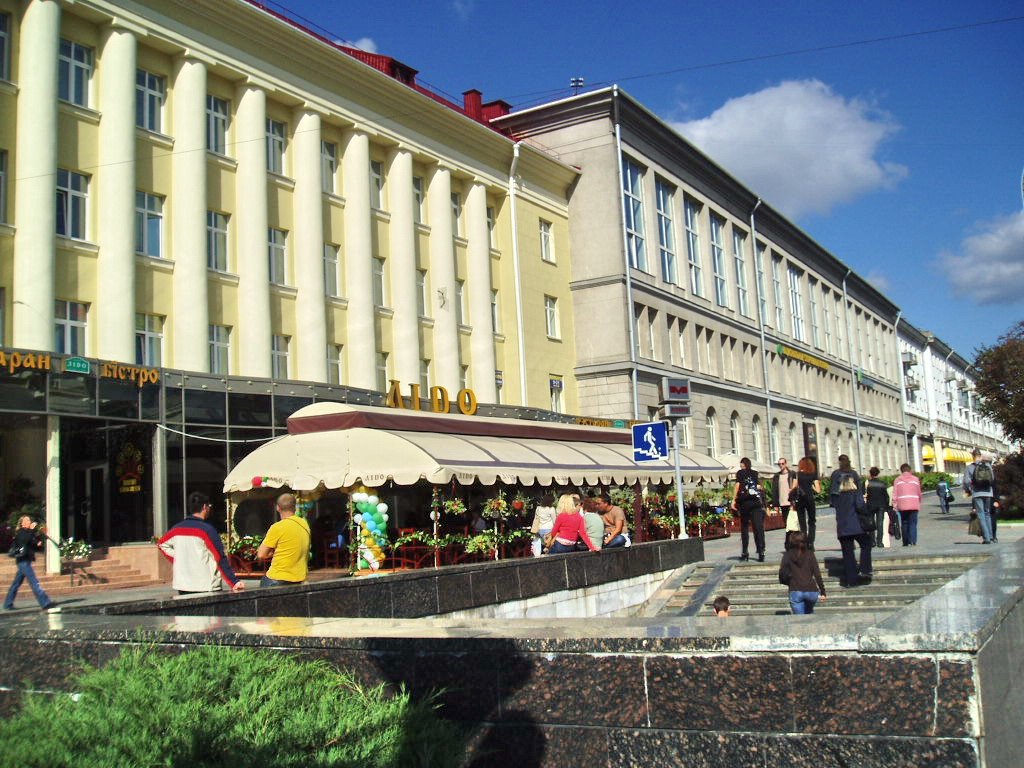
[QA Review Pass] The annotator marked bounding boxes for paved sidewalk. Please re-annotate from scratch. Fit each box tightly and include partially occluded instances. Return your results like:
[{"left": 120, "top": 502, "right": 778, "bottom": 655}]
[{"left": 698, "top": 493, "right": 1019, "bottom": 565}]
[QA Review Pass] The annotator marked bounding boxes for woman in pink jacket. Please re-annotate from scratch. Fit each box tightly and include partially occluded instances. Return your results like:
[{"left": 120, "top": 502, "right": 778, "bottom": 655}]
[{"left": 892, "top": 464, "right": 922, "bottom": 546}]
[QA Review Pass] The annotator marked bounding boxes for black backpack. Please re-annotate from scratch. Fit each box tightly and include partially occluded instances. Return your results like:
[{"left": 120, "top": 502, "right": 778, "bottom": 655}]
[
  {"left": 973, "top": 462, "right": 993, "bottom": 492},
  {"left": 739, "top": 473, "right": 762, "bottom": 506}
]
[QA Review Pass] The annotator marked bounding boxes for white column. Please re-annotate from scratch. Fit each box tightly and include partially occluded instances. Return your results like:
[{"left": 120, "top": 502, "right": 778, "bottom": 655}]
[
  {"left": 170, "top": 56, "right": 209, "bottom": 372},
  {"left": 44, "top": 416, "right": 61, "bottom": 574},
  {"left": 292, "top": 109, "right": 327, "bottom": 382},
  {"left": 465, "top": 180, "right": 496, "bottom": 402},
  {"left": 12, "top": 0, "right": 60, "bottom": 351},
  {"left": 341, "top": 129, "right": 375, "bottom": 389},
  {"left": 426, "top": 165, "right": 459, "bottom": 389},
  {"left": 233, "top": 84, "right": 271, "bottom": 377},
  {"left": 387, "top": 147, "right": 420, "bottom": 386},
  {"left": 95, "top": 25, "right": 137, "bottom": 364}
]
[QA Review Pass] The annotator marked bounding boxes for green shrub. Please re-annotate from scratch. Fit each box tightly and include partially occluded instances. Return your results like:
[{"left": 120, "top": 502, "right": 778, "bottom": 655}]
[{"left": 0, "top": 645, "right": 465, "bottom": 768}]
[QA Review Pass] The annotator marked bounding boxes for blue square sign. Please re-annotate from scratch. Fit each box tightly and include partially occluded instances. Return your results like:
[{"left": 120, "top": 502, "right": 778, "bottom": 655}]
[{"left": 632, "top": 421, "right": 669, "bottom": 462}]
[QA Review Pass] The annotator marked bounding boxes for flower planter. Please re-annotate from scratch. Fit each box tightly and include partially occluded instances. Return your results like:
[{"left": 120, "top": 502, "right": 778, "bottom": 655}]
[{"left": 763, "top": 514, "right": 785, "bottom": 532}]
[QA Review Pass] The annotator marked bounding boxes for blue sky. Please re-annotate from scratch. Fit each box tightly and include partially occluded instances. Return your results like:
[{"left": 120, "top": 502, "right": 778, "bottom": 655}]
[{"left": 267, "top": 0, "right": 1024, "bottom": 360}]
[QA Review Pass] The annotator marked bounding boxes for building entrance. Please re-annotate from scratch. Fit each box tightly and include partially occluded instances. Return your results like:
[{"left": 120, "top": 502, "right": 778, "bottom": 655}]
[{"left": 68, "top": 463, "right": 108, "bottom": 543}]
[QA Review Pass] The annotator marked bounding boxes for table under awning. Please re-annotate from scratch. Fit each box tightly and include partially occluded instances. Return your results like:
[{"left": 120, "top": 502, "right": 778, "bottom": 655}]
[{"left": 223, "top": 402, "right": 728, "bottom": 493}]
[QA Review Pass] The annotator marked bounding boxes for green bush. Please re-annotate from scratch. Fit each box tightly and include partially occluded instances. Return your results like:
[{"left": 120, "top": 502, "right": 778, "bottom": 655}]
[{"left": 0, "top": 645, "right": 465, "bottom": 768}]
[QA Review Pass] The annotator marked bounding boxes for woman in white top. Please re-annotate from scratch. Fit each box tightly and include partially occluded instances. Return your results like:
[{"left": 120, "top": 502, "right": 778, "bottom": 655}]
[{"left": 530, "top": 493, "right": 557, "bottom": 556}]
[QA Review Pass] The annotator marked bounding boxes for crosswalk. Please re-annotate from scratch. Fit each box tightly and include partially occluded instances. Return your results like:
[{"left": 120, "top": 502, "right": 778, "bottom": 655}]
[{"left": 640, "top": 552, "right": 990, "bottom": 617}]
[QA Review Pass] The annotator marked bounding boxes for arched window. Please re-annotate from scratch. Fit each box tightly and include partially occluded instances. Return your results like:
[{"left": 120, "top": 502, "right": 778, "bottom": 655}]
[
  {"left": 730, "top": 412, "right": 741, "bottom": 454},
  {"left": 752, "top": 416, "right": 763, "bottom": 463},
  {"left": 823, "top": 428, "right": 832, "bottom": 469},
  {"left": 706, "top": 408, "right": 719, "bottom": 457},
  {"left": 770, "top": 419, "right": 780, "bottom": 461},
  {"left": 788, "top": 422, "right": 798, "bottom": 463}
]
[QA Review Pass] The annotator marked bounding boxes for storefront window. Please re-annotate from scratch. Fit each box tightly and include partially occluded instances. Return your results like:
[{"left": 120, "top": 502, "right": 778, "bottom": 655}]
[
  {"left": 98, "top": 377, "right": 140, "bottom": 419},
  {"left": 49, "top": 371, "right": 96, "bottom": 415},
  {"left": 228, "top": 392, "right": 272, "bottom": 427},
  {"left": 185, "top": 388, "right": 226, "bottom": 424},
  {"left": 274, "top": 395, "right": 312, "bottom": 427},
  {"left": 0, "top": 369, "right": 47, "bottom": 412}
]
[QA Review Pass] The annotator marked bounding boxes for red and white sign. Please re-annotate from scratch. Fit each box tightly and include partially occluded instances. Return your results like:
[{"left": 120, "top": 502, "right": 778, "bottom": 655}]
[{"left": 660, "top": 377, "right": 691, "bottom": 403}]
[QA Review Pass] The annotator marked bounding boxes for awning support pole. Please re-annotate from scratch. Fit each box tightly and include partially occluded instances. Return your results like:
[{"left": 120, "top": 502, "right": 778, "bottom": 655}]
[{"left": 673, "top": 419, "right": 688, "bottom": 539}]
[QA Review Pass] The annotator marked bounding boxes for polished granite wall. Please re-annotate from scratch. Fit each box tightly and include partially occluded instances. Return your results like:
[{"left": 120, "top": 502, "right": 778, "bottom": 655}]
[{"left": 1, "top": 542, "right": 1021, "bottom": 767}]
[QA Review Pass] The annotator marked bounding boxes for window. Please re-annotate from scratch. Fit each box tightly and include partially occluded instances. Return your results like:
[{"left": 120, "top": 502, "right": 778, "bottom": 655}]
[
  {"left": 266, "top": 119, "right": 286, "bottom": 175},
  {"left": 58, "top": 39, "right": 93, "bottom": 107},
  {"left": 677, "top": 319, "right": 688, "bottom": 368},
  {"left": 789, "top": 423, "right": 799, "bottom": 463},
  {"left": 808, "top": 278, "right": 821, "bottom": 348},
  {"left": 375, "top": 352, "right": 389, "bottom": 392},
  {"left": 372, "top": 257, "right": 387, "bottom": 307},
  {"left": 268, "top": 228, "right": 287, "bottom": 285},
  {"left": 678, "top": 417, "right": 691, "bottom": 449},
  {"left": 56, "top": 169, "right": 89, "bottom": 239},
  {"left": 0, "top": 150, "right": 6, "bottom": 224},
  {"left": 655, "top": 177, "right": 677, "bottom": 284},
  {"left": 416, "top": 269, "right": 428, "bottom": 317},
  {"left": 710, "top": 214, "right": 728, "bottom": 306},
  {"left": 771, "top": 255, "right": 785, "bottom": 331},
  {"left": 486, "top": 206, "right": 496, "bottom": 248},
  {"left": 0, "top": 14, "right": 9, "bottom": 82},
  {"left": 769, "top": 419, "right": 780, "bottom": 460},
  {"left": 455, "top": 279, "right": 467, "bottom": 325},
  {"left": 539, "top": 219, "right": 555, "bottom": 263},
  {"left": 622, "top": 157, "right": 647, "bottom": 270},
  {"left": 730, "top": 413, "right": 740, "bottom": 453},
  {"left": 544, "top": 295, "right": 560, "bottom": 339},
  {"left": 684, "top": 198, "right": 703, "bottom": 297},
  {"left": 412, "top": 177, "right": 425, "bottom": 224},
  {"left": 135, "top": 69, "right": 165, "bottom": 132},
  {"left": 209, "top": 325, "right": 230, "bottom": 374},
  {"left": 822, "top": 287, "right": 833, "bottom": 354},
  {"left": 733, "top": 229, "right": 749, "bottom": 317},
  {"left": 752, "top": 416, "right": 763, "bottom": 463},
  {"left": 648, "top": 309, "right": 660, "bottom": 361},
  {"left": 324, "top": 244, "right": 341, "bottom": 297},
  {"left": 271, "top": 335, "right": 289, "bottom": 379},
  {"left": 207, "top": 211, "right": 229, "bottom": 271},
  {"left": 668, "top": 316, "right": 678, "bottom": 366},
  {"left": 370, "top": 160, "right": 384, "bottom": 209},
  {"left": 206, "top": 96, "right": 230, "bottom": 155},
  {"left": 491, "top": 289, "right": 500, "bottom": 333},
  {"left": 419, "top": 359, "right": 431, "bottom": 392},
  {"left": 55, "top": 300, "right": 87, "bottom": 355},
  {"left": 450, "top": 192, "right": 463, "bottom": 236},
  {"left": 788, "top": 265, "right": 805, "bottom": 342},
  {"left": 755, "top": 244, "right": 768, "bottom": 323},
  {"left": 135, "top": 191, "right": 163, "bottom": 257},
  {"left": 549, "top": 376, "right": 564, "bottom": 413},
  {"left": 327, "top": 344, "right": 343, "bottom": 385},
  {"left": 134, "top": 313, "right": 163, "bottom": 366},
  {"left": 706, "top": 409, "right": 718, "bottom": 457},
  {"left": 321, "top": 141, "right": 337, "bottom": 194}
]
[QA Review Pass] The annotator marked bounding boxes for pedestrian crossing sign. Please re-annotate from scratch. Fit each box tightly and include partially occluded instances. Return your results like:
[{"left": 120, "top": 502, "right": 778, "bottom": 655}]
[{"left": 632, "top": 421, "right": 669, "bottom": 462}]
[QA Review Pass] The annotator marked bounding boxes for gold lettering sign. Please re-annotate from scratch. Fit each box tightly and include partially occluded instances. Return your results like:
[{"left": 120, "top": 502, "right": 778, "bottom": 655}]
[
  {"left": 776, "top": 344, "right": 830, "bottom": 371},
  {"left": 101, "top": 362, "right": 160, "bottom": 388},
  {"left": 0, "top": 350, "right": 53, "bottom": 374},
  {"left": 386, "top": 380, "right": 478, "bottom": 415}
]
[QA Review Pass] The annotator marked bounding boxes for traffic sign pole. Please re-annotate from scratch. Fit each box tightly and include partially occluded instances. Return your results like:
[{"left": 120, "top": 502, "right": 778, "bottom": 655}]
[{"left": 673, "top": 419, "right": 687, "bottom": 539}]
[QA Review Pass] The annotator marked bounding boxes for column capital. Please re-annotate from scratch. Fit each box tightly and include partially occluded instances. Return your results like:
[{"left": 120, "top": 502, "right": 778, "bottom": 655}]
[
  {"left": 105, "top": 17, "right": 147, "bottom": 37},
  {"left": 176, "top": 49, "right": 217, "bottom": 68}
]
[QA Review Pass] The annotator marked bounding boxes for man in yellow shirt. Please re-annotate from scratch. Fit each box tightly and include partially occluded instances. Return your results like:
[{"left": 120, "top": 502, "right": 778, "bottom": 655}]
[{"left": 256, "top": 493, "right": 311, "bottom": 587}]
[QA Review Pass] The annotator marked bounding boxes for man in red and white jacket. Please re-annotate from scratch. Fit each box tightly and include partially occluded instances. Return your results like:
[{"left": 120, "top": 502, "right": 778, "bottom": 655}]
[
  {"left": 158, "top": 492, "right": 244, "bottom": 594},
  {"left": 892, "top": 464, "right": 922, "bottom": 547}
]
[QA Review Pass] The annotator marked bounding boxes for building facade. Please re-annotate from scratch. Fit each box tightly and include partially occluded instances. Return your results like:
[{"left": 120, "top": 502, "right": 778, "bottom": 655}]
[
  {"left": 0, "top": 0, "right": 579, "bottom": 562},
  {"left": 495, "top": 88, "right": 909, "bottom": 477},
  {"left": 898, "top": 323, "right": 1009, "bottom": 474}
]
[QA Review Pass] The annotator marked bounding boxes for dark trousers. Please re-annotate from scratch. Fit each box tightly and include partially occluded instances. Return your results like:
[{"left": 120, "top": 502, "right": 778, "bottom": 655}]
[
  {"left": 839, "top": 533, "right": 873, "bottom": 585},
  {"left": 869, "top": 506, "right": 886, "bottom": 547},
  {"left": 899, "top": 510, "right": 919, "bottom": 545},
  {"left": 794, "top": 497, "right": 817, "bottom": 548},
  {"left": 739, "top": 505, "right": 765, "bottom": 556}
]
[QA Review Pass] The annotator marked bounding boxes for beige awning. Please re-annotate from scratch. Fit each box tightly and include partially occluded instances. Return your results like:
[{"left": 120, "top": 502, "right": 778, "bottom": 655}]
[{"left": 223, "top": 403, "right": 728, "bottom": 493}]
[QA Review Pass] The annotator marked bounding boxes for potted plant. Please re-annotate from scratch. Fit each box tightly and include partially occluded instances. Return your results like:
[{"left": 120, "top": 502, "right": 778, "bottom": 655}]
[
  {"left": 511, "top": 492, "right": 532, "bottom": 514},
  {"left": 482, "top": 491, "right": 510, "bottom": 521},
  {"left": 58, "top": 537, "right": 93, "bottom": 563},
  {"left": 442, "top": 498, "right": 467, "bottom": 517}
]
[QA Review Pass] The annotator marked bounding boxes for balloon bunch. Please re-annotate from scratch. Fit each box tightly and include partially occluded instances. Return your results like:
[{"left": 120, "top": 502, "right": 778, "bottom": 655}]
[
  {"left": 251, "top": 475, "right": 284, "bottom": 488},
  {"left": 351, "top": 487, "right": 389, "bottom": 571}
]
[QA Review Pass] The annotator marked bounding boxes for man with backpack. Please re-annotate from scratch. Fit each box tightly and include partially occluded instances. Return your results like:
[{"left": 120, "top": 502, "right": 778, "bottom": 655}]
[
  {"left": 966, "top": 449, "right": 998, "bottom": 544},
  {"left": 731, "top": 457, "right": 766, "bottom": 562}
]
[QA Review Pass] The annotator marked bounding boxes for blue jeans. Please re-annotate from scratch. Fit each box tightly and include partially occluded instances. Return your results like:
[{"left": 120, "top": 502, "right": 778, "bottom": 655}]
[
  {"left": 899, "top": 510, "right": 919, "bottom": 545},
  {"left": 259, "top": 576, "right": 302, "bottom": 588},
  {"left": 548, "top": 541, "right": 577, "bottom": 555},
  {"left": 4, "top": 559, "right": 53, "bottom": 609},
  {"left": 972, "top": 496, "right": 994, "bottom": 542},
  {"left": 603, "top": 534, "right": 627, "bottom": 548},
  {"left": 789, "top": 590, "right": 819, "bottom": 614}
]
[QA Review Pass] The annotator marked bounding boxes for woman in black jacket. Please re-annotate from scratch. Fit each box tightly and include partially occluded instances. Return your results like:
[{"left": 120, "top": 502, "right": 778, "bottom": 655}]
[
  {"left": 779, "top": 531, "right": 827, "bottom": 614},
  {"left": 3, "top": 516, "right": 56, "bottom": 610}
]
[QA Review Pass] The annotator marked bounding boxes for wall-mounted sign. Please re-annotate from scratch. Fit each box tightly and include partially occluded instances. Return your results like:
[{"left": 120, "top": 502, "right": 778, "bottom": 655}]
[
  {"left": 660, "top": 377, "right": 691, "bottom": 403},
  {"left": 65, "top": 356, "right": 91, "bottom": 374},
  {"left": 776, "top": 344, "right": 830, "bottom": 371},
  {"left": 116, "top": 442, "right": 144, "bottom": 493},
  {"left": 856, "top": 370, "right": 877, "bottom": 390},
  {"left": 0, "top": 350, "right": 53, "bottom": 374},
  {"left": 385, "top": 380, "right": 478, "bottom": 415},
  {"left": 100, "top": 362, "right": 160, "bottom": 387},
  {"left": 660, "top": 404, "right": 692, "bottom": 419}
]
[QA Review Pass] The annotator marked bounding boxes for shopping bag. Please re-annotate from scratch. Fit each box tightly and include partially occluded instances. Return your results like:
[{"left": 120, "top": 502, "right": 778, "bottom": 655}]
[
  {"left": 888, "top": 509, "right": 901, "bottom": 540},
  {"left": 786, "top": 507, "right": 801, "bottom": 532},
  {"left": 967, "top": 513, "right": 982, "bottom": 538}
]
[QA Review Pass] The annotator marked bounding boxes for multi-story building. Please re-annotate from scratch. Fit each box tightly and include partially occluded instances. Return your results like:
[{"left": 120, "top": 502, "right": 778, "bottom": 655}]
[
  {"left": 495, "top": 87, "right": 909, "bottom": 477},
  {"left": 898, "top": 323, "right": 1009, "bottom": 474},
  {"left": 0, "top": 0, "right": 577, "bottom": 559}
]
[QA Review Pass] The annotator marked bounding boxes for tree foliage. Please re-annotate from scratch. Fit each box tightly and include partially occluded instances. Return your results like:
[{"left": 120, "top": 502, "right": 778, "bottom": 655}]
[{"left": 974, "top": 320, "right": 1024, "bottom": 444}]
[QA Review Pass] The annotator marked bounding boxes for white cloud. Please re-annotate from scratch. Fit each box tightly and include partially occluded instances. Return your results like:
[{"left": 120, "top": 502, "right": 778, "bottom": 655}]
[
  {"left": 865, "top": 270, "right": 891, "bottom": 295},
  {"left": 937, "top": 211, "right": 1024, "bottom": 304},
  {"left": 451, "top": 0, "right": 475, "bottom": 21},
  {"left": 334, "top": 37, "right": 378, "bottom": 53},
  {"left": 672, "top": 79, "right": 907, "bottom": 219}
]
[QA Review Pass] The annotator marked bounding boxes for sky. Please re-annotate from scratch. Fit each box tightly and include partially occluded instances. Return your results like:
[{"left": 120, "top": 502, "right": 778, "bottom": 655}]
[{"left": 265, "top": 0, "right": 1024, "bottom": 360}]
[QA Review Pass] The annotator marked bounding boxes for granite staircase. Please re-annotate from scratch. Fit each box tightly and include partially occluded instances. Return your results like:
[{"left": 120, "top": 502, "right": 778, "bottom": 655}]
[
  {"left": 643, "top": 552, "right": 990, "bottom": 617},
  {"left": 0, "top": 548, "right": 163, "bottom": 599}
]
